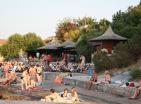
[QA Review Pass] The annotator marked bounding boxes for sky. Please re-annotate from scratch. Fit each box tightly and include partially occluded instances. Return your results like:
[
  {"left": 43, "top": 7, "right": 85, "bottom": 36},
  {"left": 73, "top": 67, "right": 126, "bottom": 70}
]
[{"left": 0, "top": 0, "right": 140, "bottom": 39}]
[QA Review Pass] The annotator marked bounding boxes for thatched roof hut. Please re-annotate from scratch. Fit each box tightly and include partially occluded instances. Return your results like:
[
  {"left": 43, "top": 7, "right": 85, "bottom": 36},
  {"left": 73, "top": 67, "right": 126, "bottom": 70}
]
[
  {"left": 89, "top": 26, "right": 127, "bottom": 41},
  {"left": 38, "top": 42, "right": 61, "bottom": 50},
  {"left": 89, "top": 26, "right": 127, "bottom": 53}
]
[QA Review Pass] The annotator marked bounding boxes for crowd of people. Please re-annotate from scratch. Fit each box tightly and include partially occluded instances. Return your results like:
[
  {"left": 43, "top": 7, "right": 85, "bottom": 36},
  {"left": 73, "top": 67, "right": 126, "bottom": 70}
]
[
  {"left": 21, "top": 64, "right": 43, "bottom": 90},
  {"left": 0, "top": 61, "right": 17, "bottom": 87},
  {"left": 0, "top": 53, "right": 141, "bottom": 101},
  {"left": 48, "top": 54, "right": 87, "bottom": 73}
]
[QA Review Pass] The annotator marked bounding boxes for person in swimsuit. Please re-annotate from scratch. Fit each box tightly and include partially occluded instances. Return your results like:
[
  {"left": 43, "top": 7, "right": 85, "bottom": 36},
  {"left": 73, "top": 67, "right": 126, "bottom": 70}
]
[
  {"left": 45, "top": 89, "right": 61, "bottom": 102},
  {"left": 29, "top": 65, "right": 37, "bottom": 88},
  {"left": 101, "top": 70, "right": 111, "bottom": 84},
  {"left": 129, "top": 80, "right": 141, "bottom": 99},
  {"left": 60, "top": 88, "right": 70, "bottom": 98},
  {"left": 21, "top": 67, "right": 30, "bottom": 90},
  {"left": 85, "top": 70, "right": 98, "bottom": 89},
  {"left": 71, "top": 87, "right": 79, "bottom": 103}
]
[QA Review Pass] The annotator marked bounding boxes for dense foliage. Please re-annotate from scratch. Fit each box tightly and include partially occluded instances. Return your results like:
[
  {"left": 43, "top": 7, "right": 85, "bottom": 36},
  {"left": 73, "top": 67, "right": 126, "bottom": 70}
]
[
  {"left": 93, "top": 43, "right": 134, "bottom": 72},
  {"left": 130, "top": 68, "right": 141, "bottom": 80},
  {"left": 93, "top": 3, "right": 141, "bottom": 72},
  {"left": 0, "top": 33, "right": 44, "bottom": 59},
  {"left": 23, "top": 32, "right": 44, "bottom": 52},
  {"left": 56, "top": 17, "right": 110, "bottom": 42},
  {"left": 112, "top": 3, "right": 141, "bottom": 62}
]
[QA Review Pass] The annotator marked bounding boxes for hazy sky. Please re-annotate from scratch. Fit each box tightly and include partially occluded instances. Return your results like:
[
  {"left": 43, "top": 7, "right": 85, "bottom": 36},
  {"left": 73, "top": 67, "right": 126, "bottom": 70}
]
[{"left": 0, "top": 0, "right": 140, "bottom": 39}]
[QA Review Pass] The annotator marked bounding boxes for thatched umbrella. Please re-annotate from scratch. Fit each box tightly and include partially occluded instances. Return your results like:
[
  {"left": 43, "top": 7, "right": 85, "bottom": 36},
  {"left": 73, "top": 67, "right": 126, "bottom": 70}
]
[
  {"left": 38, "top": 42, "right": 61, "bottom": 50},
  {"left": 58, "top": 40, "right": 75, "bottom": 49},
  {"left": 37, "top": 41, "right": 62, "bottom": 55}
]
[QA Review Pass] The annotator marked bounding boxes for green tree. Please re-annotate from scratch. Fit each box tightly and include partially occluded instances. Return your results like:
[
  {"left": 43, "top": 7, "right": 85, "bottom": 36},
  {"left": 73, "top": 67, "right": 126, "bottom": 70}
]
[
  {"left": 0, "top": 32, "right": 44, "bottom": 60},
  {"left": 55, "top": 17, "right": 104, "bottom": 42},
  {"left": 0, "top": 44, "right": 9, "bottom": 59},
  {"left": 0, "top": 33, "right": 24, "bottom": 59},
  {"left": 23, "top": 32, "right": 44, "bottom": 52},
  {"left": 77, "top": 17, "right": 99, "bottom": 33},
  {"left": 56, "top": 18, "right": 80, "bottom": 42},
  {"left": 112, "top": 4, "right": 141, "bottom": 38}
]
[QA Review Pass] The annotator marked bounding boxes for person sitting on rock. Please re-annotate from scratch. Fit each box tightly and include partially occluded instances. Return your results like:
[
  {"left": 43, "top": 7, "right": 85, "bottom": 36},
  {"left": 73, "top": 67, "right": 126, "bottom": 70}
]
[
  {"left": 101, "top": 70, "right": 111, "bottom": 84},
  {"left": 129, "top": 80, "right": 141, "bottom": 99},
  {"left": 85, "top": 70, "right": 98, "bottom": 90}
]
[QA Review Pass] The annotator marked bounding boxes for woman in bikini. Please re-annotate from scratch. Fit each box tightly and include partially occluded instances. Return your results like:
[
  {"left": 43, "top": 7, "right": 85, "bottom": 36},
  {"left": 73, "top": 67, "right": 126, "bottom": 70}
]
[{"left": 85, "top": 70, "right": 98, "bottom": 89}]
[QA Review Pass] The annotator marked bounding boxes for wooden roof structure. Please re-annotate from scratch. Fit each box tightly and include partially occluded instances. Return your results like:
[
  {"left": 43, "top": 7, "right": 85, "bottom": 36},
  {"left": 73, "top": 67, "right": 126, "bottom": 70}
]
[
  {"left": 89, "top": 26, "right": 127, "bottom": 41},
  {"left": 58, "top": 40, "right": 75, "bottom": 49},
  {"left": 37, "top": 41, "right": 61, "bottom": 50}
]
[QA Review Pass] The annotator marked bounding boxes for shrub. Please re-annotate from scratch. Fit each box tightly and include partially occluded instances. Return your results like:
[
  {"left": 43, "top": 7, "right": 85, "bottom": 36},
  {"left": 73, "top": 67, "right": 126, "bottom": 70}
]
[
  {"left": 93, "top": 43, "right": 134, "bottom": 73},
  {"left": 93, "top": 52, "right": 113, "bottom": 72},
  {"left": 113, "top": 43, "right": 134, "bottom": 68},
  {"left": 130, "top": 68, "right": 141, "bottom": 80}
]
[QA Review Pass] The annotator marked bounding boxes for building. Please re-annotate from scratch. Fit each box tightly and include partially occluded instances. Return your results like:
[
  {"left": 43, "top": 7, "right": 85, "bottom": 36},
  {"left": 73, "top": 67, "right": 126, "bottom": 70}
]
[{"left": 89, "top": 26, "right": 127, "bottom": 54}]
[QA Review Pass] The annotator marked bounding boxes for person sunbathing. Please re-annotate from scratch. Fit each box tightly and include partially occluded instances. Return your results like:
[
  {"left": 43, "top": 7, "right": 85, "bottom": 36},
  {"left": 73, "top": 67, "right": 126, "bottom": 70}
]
[
  {"left": 44, "top": 89, "right": 61, "bottom": 102},
  {"left": 101, "top": 70, "right": 111, "bottom": 84},
  {"left": 85, "top": 70, "right": 97, "bottom": 89},
  {"left": 129, "top": 80, "right": 141, "bottom": 99},
  {"left": 60, "top": 88, "right": 70, "bottom": 98},
  {"left": 71, "top": 87, "right": 79, "bottom": 102}
]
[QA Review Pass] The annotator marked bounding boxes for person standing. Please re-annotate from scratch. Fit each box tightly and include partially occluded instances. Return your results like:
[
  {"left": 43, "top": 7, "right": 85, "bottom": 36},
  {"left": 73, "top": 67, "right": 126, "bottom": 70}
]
[{"left": 80, "top": 55, "right": 85, "bottom": 72}]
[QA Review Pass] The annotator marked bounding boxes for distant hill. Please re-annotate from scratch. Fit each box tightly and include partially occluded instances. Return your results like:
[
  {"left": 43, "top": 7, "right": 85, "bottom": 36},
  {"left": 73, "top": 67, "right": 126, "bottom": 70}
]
[{"left": 0, "top": 39, "right": 7, "bottom": 46}]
